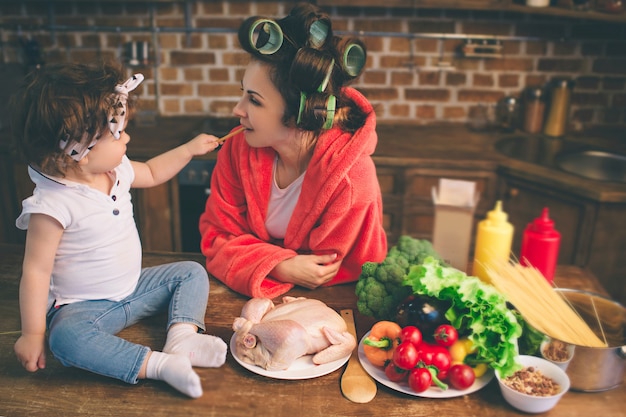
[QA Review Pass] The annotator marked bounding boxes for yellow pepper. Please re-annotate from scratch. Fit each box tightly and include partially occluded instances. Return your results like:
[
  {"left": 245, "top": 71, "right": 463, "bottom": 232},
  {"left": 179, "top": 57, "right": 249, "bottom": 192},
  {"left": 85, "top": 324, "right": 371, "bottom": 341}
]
[
  {"left": 472, "top": 363, "right": 489, "bottom": 378},
  {"left": 449, "top": 338, "right": 476, "bottom": 364},
  {"left": 449, "top": 338, "right": 488, "bottom": 377}
]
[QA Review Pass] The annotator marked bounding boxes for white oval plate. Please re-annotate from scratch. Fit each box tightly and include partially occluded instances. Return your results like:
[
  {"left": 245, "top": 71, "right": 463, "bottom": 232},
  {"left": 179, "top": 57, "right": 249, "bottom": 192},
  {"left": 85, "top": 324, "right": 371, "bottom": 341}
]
[
  {"left": 230, "top": 333, "right": 351, "bottom": 380},
  {"left": 358, "top": 332, "right": 494, "bottom": 398}
]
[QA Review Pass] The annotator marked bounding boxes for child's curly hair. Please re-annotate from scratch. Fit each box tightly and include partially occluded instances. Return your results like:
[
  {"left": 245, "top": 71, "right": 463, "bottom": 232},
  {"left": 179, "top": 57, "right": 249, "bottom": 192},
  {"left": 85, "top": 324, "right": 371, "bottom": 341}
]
[{"left": 10, "top": 62, "right": 134, "bottom": 177}]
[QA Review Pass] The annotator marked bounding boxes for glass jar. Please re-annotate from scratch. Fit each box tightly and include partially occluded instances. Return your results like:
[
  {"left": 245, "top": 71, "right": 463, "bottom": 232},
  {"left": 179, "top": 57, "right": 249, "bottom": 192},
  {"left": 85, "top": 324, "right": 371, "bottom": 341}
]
[
  {"left": 496, "top": 96, "right": 520, "bottom": 132},
  {"left": 523, "top": 87, "right": 546, "bottom": 134}
]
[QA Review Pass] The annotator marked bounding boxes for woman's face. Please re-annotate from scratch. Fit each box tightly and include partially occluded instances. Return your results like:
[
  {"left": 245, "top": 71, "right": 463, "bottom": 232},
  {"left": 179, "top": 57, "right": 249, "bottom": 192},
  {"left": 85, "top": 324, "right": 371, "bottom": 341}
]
[{"left": 233, "top": 61, "right": 294, "bottom": 148}]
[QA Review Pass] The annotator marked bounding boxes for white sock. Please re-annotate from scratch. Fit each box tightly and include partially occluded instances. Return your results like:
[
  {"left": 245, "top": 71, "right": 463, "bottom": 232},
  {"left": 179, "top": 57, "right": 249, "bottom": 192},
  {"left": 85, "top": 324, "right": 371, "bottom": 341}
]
[
  {"left": 145, "top": 351, "right": 203, "bottom": 399},
  {"left": 163, "top": 323, "right": 227, "bottom": 368}
]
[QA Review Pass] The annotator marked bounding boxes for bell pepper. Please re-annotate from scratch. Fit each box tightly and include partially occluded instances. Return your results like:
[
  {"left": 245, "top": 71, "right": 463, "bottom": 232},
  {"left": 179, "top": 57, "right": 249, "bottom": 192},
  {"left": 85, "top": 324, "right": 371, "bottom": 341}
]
[
  {"left": 448, "top": 338, "right": 489, "bottom": 378},
  {"left": 449, "top": 338, "right": 475, "bottom": 364},
  {"left": 362, "top": 320, "right": 402, "bottom": 367},
  {"left": 470, "top": 363, "right": 489, "bottom": 378}
]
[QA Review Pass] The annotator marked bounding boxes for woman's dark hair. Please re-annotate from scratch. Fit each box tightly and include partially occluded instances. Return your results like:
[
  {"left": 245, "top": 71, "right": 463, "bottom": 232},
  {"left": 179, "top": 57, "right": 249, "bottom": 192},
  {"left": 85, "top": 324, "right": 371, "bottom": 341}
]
[
  {"left": 237, "top": 2, "right": 369, "bottom": 134},
  {"left": 10, "top": 62, "right": 130, "bottom": 177}
]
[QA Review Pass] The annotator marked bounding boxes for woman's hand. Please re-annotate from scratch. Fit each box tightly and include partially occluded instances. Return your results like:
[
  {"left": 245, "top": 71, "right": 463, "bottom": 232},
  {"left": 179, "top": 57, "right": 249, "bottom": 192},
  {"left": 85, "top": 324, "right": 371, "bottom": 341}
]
[
  {"left": 272, "top": 253, "right": 342, "bottom": 289},
  {"left": 14, "top": 332, "right": 47, "bottom": 372}
]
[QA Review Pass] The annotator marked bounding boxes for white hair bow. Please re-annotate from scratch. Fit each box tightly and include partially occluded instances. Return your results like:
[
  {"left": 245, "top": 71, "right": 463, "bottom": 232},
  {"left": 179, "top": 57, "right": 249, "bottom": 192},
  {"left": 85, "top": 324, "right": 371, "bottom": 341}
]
[
  {"left": 59, "top": 73, "right": 144, "bottom": 161},
  {"left": 109, "top": 73, "right": 144, "bottom": 139}
]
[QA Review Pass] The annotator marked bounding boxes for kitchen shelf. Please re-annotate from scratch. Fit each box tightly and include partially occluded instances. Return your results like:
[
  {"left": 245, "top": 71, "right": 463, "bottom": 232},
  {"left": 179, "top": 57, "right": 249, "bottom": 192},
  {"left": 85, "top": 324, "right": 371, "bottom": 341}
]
[
  {"left": 317, "top": 0, "right": 626, "bottom": 23},
  {"left": 8, "top": 0, "right": 626, "bottom": 22}
]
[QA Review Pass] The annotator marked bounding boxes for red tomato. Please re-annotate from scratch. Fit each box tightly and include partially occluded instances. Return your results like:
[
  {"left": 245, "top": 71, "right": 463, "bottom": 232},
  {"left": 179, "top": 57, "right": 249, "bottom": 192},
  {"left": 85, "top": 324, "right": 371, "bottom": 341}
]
[
  {"left": 408, "top": 367, "right": 432, "bottom": 393},
  {"left": 416, "top": 342, "right": 437, "bottom": 365},
  {"left": 433, "top": 324, "right": 458, "bottom": 347},
  {"left": 384, "top": 361, "right": 408, "bottom": 382},
  {"left": 392, "top": 341, "right": 419, "bottom": 370},
  {"left": 430, "top": 345, "right": 452, "bottom": 373},
  {"left": 448, "top": 364, "right": 476, "bottom": 390},
  {"left": 437, "top": 368, "right": 448, "bottom": 381},
  {"left": 399, "top": 325, "right": 422, "bottom": 347}
]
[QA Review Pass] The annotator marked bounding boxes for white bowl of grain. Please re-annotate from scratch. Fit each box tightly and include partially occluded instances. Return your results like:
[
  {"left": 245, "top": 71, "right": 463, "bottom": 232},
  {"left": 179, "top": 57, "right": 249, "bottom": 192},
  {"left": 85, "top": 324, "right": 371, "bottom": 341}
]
[
  {"left": 496, "top": 355, "right": 570, "bottom": 414},
  {"left": 540, "top": 337, "right": 575, "bottom": 370}
]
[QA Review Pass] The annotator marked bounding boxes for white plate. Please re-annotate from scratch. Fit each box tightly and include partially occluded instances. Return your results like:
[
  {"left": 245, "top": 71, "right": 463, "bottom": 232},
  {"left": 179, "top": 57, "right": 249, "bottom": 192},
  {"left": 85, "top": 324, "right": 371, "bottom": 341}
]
[
  {"left": 229, "top": 333, "right": 351, "bottom": 380},
  {"left": 358, "top": 332, "right": 494, "bottom": 398}
]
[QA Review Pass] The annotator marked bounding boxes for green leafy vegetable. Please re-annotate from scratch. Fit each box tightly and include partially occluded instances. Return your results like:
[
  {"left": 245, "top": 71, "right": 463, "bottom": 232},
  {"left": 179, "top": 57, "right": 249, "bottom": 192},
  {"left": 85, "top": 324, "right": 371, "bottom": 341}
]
[
  {"left": 404, "top": 257, "right": 522, "bottom": 378},
  {"left": 355, "top": 236, "right": 443, "bottom": 320},
  {"left": 515, "top": 311, "right": 545, "bottom": 356}
]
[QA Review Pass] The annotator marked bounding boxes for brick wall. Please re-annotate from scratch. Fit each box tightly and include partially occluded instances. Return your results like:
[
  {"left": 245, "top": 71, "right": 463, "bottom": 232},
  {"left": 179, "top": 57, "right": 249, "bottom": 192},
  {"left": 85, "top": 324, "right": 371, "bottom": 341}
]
[{"left": 1, "top": 1, "right": 626, "bottom": 132}]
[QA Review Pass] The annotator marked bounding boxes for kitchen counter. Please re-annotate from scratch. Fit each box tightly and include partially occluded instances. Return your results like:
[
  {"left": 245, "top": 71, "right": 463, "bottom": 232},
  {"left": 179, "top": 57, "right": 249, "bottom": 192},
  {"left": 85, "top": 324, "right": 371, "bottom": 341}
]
[
  {"left": 0, "top": 244, "right": 624, "bottom": 417},
  {"left": 2, "top": 116, "right": 626, "bottom": 203},
  {"left": 119, "top": 117, "right": 626, "bottom": 203},
  {"left": 370, "top": 123, "right": 626, "bottom": 203}
]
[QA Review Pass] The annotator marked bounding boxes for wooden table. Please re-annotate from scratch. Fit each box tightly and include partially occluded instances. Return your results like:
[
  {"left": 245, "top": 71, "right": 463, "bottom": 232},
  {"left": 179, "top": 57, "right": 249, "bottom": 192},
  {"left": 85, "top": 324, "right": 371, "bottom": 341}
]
[{"left": 0, "top": 244, "right": 624, "bottom": 417}]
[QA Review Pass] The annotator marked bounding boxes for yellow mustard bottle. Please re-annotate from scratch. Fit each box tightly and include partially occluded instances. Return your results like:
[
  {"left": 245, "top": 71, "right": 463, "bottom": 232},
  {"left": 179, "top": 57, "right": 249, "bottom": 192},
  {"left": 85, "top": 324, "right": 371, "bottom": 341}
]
[{"left": 471, "top": 200, "right": 514, "bottom": 283}]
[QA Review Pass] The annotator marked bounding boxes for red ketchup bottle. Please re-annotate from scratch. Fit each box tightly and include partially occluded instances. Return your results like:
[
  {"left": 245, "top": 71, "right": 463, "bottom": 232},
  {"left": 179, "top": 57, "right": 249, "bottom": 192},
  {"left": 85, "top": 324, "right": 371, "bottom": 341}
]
[{"left": 520, "top": 207, "right": 561, "bottom": 284}]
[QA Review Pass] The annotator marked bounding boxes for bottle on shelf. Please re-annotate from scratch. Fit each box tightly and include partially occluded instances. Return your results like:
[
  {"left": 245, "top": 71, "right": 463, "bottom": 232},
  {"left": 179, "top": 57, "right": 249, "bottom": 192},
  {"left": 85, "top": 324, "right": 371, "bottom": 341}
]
[
  {"left": 472, "top": 200, "right": 514, "bottom": 283},
  {"left": 523, "top": 86, "right": 546, "bottom": 134},
  {"left": 520, "top": 207, "right": 561, "bottom": 284},
  {"left": 543, "top": 78, "right": 574, "bottom": 137}
]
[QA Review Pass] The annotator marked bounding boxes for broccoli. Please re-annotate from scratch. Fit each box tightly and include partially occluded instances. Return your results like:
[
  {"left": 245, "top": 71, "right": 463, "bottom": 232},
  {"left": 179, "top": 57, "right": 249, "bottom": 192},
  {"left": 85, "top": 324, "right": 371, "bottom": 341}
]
[
  {"left": 396, "top": 235, "right": 441, "bottom": 264},
  {"left": 375, "top": 260, "right": 406, "bottom": 289},
  {"left": 355, "top": 276, "right": 396, "bottom": 318},
  {"left": 360, "top": 261, "right": 379, "bottom": 277},
  {"left": 355, "top": 235, "right": 444, "bottom": 320}
]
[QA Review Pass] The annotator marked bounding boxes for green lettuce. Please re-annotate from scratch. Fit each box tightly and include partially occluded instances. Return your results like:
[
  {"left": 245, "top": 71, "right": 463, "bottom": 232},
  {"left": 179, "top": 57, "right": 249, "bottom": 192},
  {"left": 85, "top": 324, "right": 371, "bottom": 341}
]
[{"left": 404, "top": 257, "right": 522, "bottom": 378}]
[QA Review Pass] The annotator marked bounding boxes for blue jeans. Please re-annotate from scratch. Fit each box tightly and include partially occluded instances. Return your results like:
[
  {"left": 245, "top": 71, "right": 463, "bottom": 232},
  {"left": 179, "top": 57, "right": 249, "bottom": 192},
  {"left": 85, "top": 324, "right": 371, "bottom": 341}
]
[{"left": 46, "top": 261, "right": 209, "bottom": 384}]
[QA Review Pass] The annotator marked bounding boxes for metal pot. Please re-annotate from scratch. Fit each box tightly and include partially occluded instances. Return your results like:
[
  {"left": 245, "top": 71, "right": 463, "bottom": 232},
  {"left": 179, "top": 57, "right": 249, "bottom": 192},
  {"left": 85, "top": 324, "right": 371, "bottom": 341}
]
[{"left": 546, "top": 289, "right": 626, "bottom": 392}]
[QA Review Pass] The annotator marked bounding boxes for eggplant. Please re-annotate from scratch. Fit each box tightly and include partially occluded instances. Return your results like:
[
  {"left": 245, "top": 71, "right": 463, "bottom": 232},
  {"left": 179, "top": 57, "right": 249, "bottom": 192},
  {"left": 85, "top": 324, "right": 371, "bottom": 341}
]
[{"left": 395, "top": 294, "right": 451, "bottom": 342}]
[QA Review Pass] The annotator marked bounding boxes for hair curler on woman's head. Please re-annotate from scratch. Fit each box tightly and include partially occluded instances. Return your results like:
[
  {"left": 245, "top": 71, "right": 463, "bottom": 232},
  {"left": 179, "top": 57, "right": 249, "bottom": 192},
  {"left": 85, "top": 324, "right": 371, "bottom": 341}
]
[{"left": 237, "top": 2, "right": 368, "bottom": 133}]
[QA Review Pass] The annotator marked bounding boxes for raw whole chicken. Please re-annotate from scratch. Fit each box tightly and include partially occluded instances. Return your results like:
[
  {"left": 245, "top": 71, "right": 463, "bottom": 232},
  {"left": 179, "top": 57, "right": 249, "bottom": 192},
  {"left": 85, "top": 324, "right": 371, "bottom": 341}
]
[{"left": 232, "top": 296, "right": 356, "bottom": 371}]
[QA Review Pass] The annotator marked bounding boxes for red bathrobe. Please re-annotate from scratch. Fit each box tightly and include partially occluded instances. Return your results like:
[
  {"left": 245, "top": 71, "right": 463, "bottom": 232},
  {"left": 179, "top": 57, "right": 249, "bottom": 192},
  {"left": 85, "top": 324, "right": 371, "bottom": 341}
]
[{"left": 199, "top": 87, "right": 387, "bottom": 298}]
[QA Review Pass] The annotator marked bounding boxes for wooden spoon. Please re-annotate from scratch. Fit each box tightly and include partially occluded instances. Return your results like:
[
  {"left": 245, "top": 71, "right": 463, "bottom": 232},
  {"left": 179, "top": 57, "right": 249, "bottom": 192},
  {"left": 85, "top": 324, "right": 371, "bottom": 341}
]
[{"left": 340, "top": 309, "right": 377, "bottom": 403}]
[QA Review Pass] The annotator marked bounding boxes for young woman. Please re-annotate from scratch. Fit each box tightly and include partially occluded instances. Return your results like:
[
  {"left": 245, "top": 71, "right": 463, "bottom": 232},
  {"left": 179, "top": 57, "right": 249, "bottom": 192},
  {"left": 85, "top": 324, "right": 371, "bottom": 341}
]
[
  {"left": 12, "top": 63, "right": 227, "bottom": 398},
  {"left": 199, "top": 3, "right": 388, "bottom": 298}
]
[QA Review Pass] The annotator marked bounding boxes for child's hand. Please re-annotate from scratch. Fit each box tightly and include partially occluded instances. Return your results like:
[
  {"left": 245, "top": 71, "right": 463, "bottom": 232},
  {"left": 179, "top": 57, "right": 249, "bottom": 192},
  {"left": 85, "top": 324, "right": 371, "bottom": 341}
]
[
  {"left": 14, "top": 333, "right": 47, "bottom": 372},
  {"left": 185, "top": 133, "right": 221, "bottom": 157}
]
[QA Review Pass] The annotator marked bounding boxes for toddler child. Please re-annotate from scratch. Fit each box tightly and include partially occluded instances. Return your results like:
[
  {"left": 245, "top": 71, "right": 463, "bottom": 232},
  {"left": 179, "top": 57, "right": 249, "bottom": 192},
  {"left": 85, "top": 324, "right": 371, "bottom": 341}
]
[{"left": 11, "top": 62, "right": 227, "bottom": 398}]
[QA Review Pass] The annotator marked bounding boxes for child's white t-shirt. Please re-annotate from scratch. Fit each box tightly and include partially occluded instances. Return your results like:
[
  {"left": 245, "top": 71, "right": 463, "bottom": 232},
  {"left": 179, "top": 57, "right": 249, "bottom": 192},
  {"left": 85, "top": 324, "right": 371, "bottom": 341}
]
[{"left": 16, "top": 155, "right": 142, "bottom": 308}]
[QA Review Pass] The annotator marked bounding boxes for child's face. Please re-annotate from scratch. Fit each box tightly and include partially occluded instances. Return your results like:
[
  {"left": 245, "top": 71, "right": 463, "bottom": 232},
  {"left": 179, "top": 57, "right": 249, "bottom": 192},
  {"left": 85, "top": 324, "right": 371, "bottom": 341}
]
[
  {"left": 82, "top": 127, "right": 130, "bottom": 173},
  {"left": 233, "top": 61, "right": 293, "bottom": 148}
]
